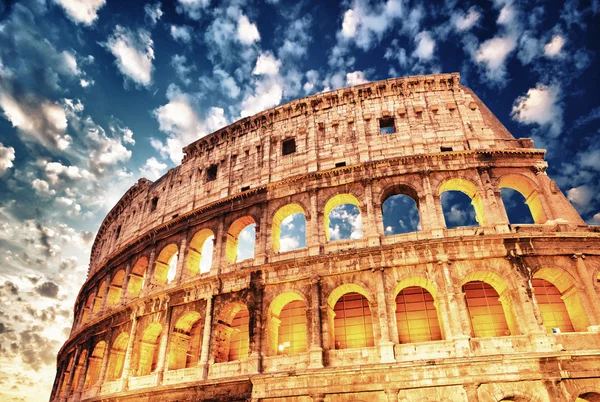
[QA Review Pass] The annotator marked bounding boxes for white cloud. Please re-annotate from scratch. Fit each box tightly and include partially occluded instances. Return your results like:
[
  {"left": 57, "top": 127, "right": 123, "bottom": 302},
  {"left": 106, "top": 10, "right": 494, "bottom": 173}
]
[
  {"left": 240, "top": 78, "right": 283, "bottom": 117},
  {"left": 170, "top": 25, "right": 193, "bottom": 43},
  {"left": 139, "top": 157, "right": 168, "bottom": 180},
  {"left": 511, "top": 84, "right": 563, "bottom": 137},
  {"left": 105, "top": 26, "right": 155, "bottom": 87},
  {"left": 144, "top": 2, "right": 163, "bottom": 25},
  {"left": 567, "top": 185, "right": 594, "bottom": 210},
  {"left": 214, "top": 68, "right": 240, "bottom": 98},
  {"left": 544, "top": 34, "right": 565, "bottom": 57},
  {"left": 0, "top": 142, "right": 15, "bottom": 173},
  {"left": 32, "top": 179, "right": 56, "bottom": 198},
  {"left": 253, "top": 53, "right": 280, "bottom": 76},
  {"left": 475, "top": 35, "right": 517, "bottom": 82},
  {"left": 176, "top": 0, "right": 210, "bottom": 20},
  {"left": 171, "top": 54, "right": 195, "bottom": 85},
  {"left": 303, "top": 70, "right": 320, "bottom": 94},
  {"left": 590, "top": 213, "right": 600, "bottom": 225},
  {"left": 53, "top": 0, "right": 106, "bottom": 25},
  {"left": 346, "top": 71, "right": 368, "bottom": 86},
  {"left": 237, "top": 15, "right": 260, "bottom": 44},
  {"left": 413, "top": 31, "right": 435, "bottom": 61},
  {"left": 342, "top": 9, "right": 359, "bottom": 38},
  {"left": 452, "top": 7, "right": 481, "bottom": 31},
  {"left": 279, "top": 236, "right": 300, "bottom": 252}
]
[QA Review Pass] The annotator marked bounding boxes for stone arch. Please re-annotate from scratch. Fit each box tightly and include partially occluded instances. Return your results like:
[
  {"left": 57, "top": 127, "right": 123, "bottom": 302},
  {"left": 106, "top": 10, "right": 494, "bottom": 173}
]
[
  {"left": 393, "top": 277, "right": 443, "bottom": 343},
  {"left": 461, "top": 271, "right": 517, "bottom": 337},
  {"left": 266, "top": 291, "right": 308, "bottom": 356},
  {"left": 136, "top": 322, "right": 162, "bottom": 376},
  {"left": 498, "top": 173, "right": 547, "bottom": 224},
  {"left": 186, "top": 229, "right": 215, "bottom": 275},
  {"left": 168, "top": 311, "right": 203, "bottom": 370},
  {"left": 272, "top": 203, "right": 306, "bottom": 253},
  {"left": 92, "top": 281, "right": 106, "bottom": 315},
  {"left": 106, "top": 332, "right": 129, "bottom": 382},
  {"left": 106, "top": 269, "right": 126, "bottom": 306},
  {"left": 533, "top": 267, "right": 590, "bottom": 332},
  {"left": 153, "top": 243, "right": 179, "bottom": 285},
  {"left": 438, "top": 177, "right": 485, "bottom": 227},
  {"left": 71, "top": 349, "right": 88, "bottom": 391},
  {"left": 225, "top": 216, "right": 256, "bottom": 263},
  {"left": 127, "top": 256, "right": 148, "bottom": 297},
  {"left": 576, "top": 392, "right": 600, "bottom": 402},
  {"left": 327, "top": 283, "right": 374, "bottom": 350},
  {"left": 213, "top": 302, "right": 249, "bottom": 363},
  {"left": 81, "top": 293, "right": 94, "bottom": 324},
  {"left": 381, "top": 184, "right": 422, "bottom": 235},
  {"left": 324, "top": 193, "right": 362, "bottom": 241},
  {"left": 84, "top": 340, "right": 106, "bottom": 388}
]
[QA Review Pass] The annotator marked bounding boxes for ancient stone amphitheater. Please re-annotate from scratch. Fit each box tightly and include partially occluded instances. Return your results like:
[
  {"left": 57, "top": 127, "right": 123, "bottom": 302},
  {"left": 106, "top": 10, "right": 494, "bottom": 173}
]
[{"left": 51, "top": 73, "right": 600, "bottom": 402}]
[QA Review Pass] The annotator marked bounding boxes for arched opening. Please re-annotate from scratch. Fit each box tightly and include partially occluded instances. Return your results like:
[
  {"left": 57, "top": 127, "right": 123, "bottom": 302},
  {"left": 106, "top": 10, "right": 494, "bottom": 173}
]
[
  {"left": 81, "top": 293, "right": 94, "bottom": 324},
  {"left": 267, "top": 292, "right": 307, "bottom": 356},
  {"left": 127, "top": 257, "right": 148, "bottom": 297},
  {"left": 272, "top": 204, "right": 306, "bottom": 253},
  {"left": 324, "top": 194, "right": 363, "bottom": 242},
  {"left": 92, "top": 282, "right": 106, "bottom": 315},
  {"left": 106, "top": 270, "right": 126, "bottom": 306},
  {"left": 168, "top": 312, "right": 202, "bottom": 370},
  {"left": 439, "top": 178, "right": 484, "bottom": 228},
  {"left": 106, "top": 332, "right": 129, "bottom": 382},
  {"left": 59, "top": 354, "right": 75, "bottom": 396},
  {"left": 577, "top": 392, "right": 600, "bottom": 402},
  {"left": 498, "top": 174, "right": 546, "bottom": 224},
  {"left": 533, "top": 268, "right": 590, "bottom": 332},
  {"left": 381, "top": 187, "right": 421, "bottom": 235},
  {"left": 186, "top": 229, "right": 215, "bottom": 275},
  {"left": 330, "top": 290, "right": 374, "bottom": 349},
  {"left": 462, "top": 281, "right": 510, "bottom": 337},
  {"left": 136, "top": 323, "right": 162, "bottom": 376},
  {"left": 71, "top": 350, "right": 87, "bottom": 391},
  {"left": 84, "top": 341, "right": 106, "bottom": 388},
  {"left": 395, "top": 286, "right": 441, "bottom": 343},
  {"left": 214, "top": 303, "right": 250, "bottom": 363},
  {"left": 225, "top": 216, "right": 256, "bottom": 263},
  {"left": 153, "top": 244, "right": 179, "bottom": 285}
]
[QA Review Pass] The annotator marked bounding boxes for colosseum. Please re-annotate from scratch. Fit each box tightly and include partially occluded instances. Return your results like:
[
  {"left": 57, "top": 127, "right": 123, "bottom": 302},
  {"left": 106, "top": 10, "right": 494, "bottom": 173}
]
[{"left": 51, "top": 73, "right": 600, "bottom": 402}]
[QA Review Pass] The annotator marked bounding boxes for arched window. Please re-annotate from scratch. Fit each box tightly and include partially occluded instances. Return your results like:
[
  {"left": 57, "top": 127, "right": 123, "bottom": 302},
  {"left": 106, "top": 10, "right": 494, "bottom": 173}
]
[
  {"left": 225, "top": 216, "right": 256, "bottom": 263},
  {"left": 153, "top": 244, "right": 179, "bottom": 285},
  {"left": 137, "top": 323, "right": 162, "bottom": 376},
  {"left": 267, "top": 293, "right": 308, "bottom": 356},
  {"left": 382, "top": 188, "right": 421, "bottom": 235},
  {"left": 106, "top": 270, "right": 126, "bottom": 306},
  {"left": 498, "top": 174, "right": 546, "bottom": 224},
  {"left": 186, "top": 229, "right": 214, "bottom": 275},
  {"left": 439, "top": 178, "right": 483, "bottom": 229},
  {"left": 463, "top": 281, "right": 510, "bottom": 337},
  {"left": 71, "top": 350, "right": 87, "bottom": 391},
  {"left": 214, "top": 303, "right": 250, "bottom": 363},
  {"left": 500, "top": 189, "right": 534, "bottom": 224},
  {"left": 532, "top": 278, "right": 574, "bottom": 333},
  {"left": 576, "top": 392, "right": 600, "bottom": 402},
  {"left": 272, "top": 204, "right": 306, "bottom": 253},
  {"left": 127, "top": 257, "right": 148, "bottom": 297},
  {"left": 168, "top": 312, "right": 202, "bottom": 370},
  {"left": 92, "top": 282, "right": 106, "bottom": 315},
  {"left": 395, "top": 286, "right": 441, "bottom": 343},
  {"left": 84, "top": 341, "right": 106, "bottom": 388},
  {"left": 333, "top": 292, "right": 374, "bottom": 349},
  {"left": 106, "top": 332, "right": 129, "bottom": 381},
  {"left": 81, "top": 293, "right": 94, "bottom": 324},
  {"left": 324, "top": 194, "right": 363, "bottom": 242}
]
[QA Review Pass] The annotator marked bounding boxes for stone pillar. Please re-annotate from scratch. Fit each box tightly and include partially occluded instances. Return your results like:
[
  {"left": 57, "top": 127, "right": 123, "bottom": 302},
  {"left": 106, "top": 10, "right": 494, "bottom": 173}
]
[
  {"left": 384, "top": 388, "right": 399, "bottom": 402},
  {"left": 175, "top": 236, "right": 188, "bottom": 284},
  {"left": 248, "top": 272, "right": 264, "bottom": 373},
  {"left": 213, "top": 220, "right": 225, "bottom": 274},
  {"left": 363, "top": 179, "right": 382, "bottom": 247},
  {"left": 307, "top": 190, "right": 321, "bottom": 256},
  {"left": 94, "top": 338, "right": 111, "bottom": 388},
  {"left": 311, "top": 393, "right": 325, "bottom": 402},
  {"left": 421, "top": 174, "right": 445, "bottom": 235},
  {"left": 374, "top": 268, "right": 395, "bottom": 363},
  {"left": 75, "top": 346, "right": 91, "bottom": 394},
  {"left": 440, "top": 261, "right": 471, "bottom": 356},
  {"left": 199, "top": 295, "right": 214, "bottom": 379},
  {"left": 64, "top": 347, "right": 81, "bottom": 396},
  {"left": 121, "top": 263, "right": 132, "bottom": 301},
  {"left": 121, "top": 311, "right": 139, "bottom": 388},
  {"left": 464, "top": 383, "right": 480, "bottom": 402},
  {"left": 143, "top": 247, "right": 157, "bottom": 293},
  {"left": 154, "top": 303, "right": 173, "bottom": 380},
  {"left": 254, "top": 206, "right": 269, "bottom": 265},
  {"left": 476, "top": 168, "right": 509, "bottom": 233},
  {"left": 573, "top": 254, "right": 600, "bottom": 329},
  {"left": 308, "top": 276, "right": 324, "bottom": 368}
]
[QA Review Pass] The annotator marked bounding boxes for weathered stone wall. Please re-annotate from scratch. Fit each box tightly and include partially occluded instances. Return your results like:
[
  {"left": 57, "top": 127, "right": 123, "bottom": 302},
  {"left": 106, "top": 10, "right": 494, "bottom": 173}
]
[{"left": 52, "top": 74, "right": 600, "bottom": 402}]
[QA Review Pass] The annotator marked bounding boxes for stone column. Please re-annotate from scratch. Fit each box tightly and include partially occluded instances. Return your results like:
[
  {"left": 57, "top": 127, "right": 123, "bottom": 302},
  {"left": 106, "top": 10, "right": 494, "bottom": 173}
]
[
  {"left": 421, "top": 174, "right": 445, "bottom": 235},
  {"left": 363, "top": 179, "right": 382, "bottom": 247},
  {"left": 307, "top": 190, "right": 321, "bottom": 256},
  {"left": 573, "top": 254, "right": 600, "bottom": 329},
  {"left": 75, "top": 345, "right": 92, "bottom": 395},
  {"left": 254, "top": 206, "right": 269, "bottom": 265},
  {"left": 199, "top": 295, "right": 214, "bottom": 379},
  {"left": 121, "top": 311, "right": 139, "bottom": 388},
  {"left": 464, "top": 383, "right": 480, "bottom": 402},
  {"left": 248, "top": 272, "right": 264, "bottom": 373},
  {"left": 308, "top": 276, "right": 324, "bottom": 368},
  {"left": 476, "top": 167, "right": 509, "bottom": 233},
  {"left": 374, "top": 268, "right": 395, "bottom": 363},
  {"left": 143, "top": 247, "right": 157, "bottom": 294},
  {"left": 64, "top": 347, "right": 81, "bottom": 396},
  {"left": 175, "top": 235, "right": 188, "bottom": 284},
  {"left": 212, "top": 220, "right": 225, "bottom": 275},
  {"left": 440, "top": 261, "right": 471, "bottom": 356},
  {"left": 99, "top": 277, "right": 111, "bottom": 314},
  {"left": 120, "top": 262, "right": 132, "bottom": 302},
  {"left": 94, "top": 338, "right": 111, "bottom": 389},
  {"left": 311, "top": 393, "right": 325, "bottom": 402},
  {"left": 154, "top": 303, "right": 173, "bottom": 381},
  {"left": 384, "top": 388, "right": 399, "bottom": 402}
]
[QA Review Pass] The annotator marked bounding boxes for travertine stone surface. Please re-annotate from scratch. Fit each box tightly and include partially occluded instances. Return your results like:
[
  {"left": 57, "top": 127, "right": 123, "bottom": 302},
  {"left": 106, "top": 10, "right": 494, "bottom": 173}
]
[{"left": 52, "top": 74, "right": 600, "bottom": 402}]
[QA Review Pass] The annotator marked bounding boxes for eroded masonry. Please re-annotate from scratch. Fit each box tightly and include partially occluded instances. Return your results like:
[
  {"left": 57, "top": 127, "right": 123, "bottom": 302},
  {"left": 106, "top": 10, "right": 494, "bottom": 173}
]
[{"left": 51, "top": 73, "right": 600, "bottom": 402}]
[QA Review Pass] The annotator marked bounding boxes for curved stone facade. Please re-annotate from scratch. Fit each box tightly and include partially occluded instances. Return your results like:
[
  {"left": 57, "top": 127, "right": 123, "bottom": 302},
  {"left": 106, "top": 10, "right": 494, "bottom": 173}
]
[{"left": 52, "top": 73, "right": 600, "bottom": 402}]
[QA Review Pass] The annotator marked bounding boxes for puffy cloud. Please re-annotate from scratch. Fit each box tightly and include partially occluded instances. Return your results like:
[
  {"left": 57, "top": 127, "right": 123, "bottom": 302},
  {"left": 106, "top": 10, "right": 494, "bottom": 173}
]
[
  {"left": 452, "top": 7, "right": 481, "bottom": 31},
  {"left": 278, "top": 16, "right": 312, "bottom": 60},
  {"left": 35, "top": 282, "right": 59, "bottom": 299},
  {"left": 567, "top": 185, "right": 595, "bottom": 212},
  {"left": 303, "top": 70, "right": 320, "bottom": 94},
  {"left": 0, "top": 143, "right": 15, "bottom": 174},
  {"left": 475, "top": 35, "right": 517, "bottom": 82},
  {"left": 31, "top": 179, "right": 56, "bottom": 198},
  {"left": 413, "top": 31, "right": 435, "bottom": 61},
  {"left": 342, "top": 9, "right": 359, "bottom": 38},
  {"left": 511, "top": 84, "right": 563, "bottom": 138},
  {"left": 346, "top": 71, "right": 368, "bottom": 86},
  {"left": 338, "top": 0, "right": 404, "bottom": 50},
  {"left": 279, "top": 236, "right": 300, "bottom": 252},
  {"left": 544, "top": 34, "right": 565, "bottom": 57},
  {"left": 240, "top": 78, "right": 283, "bottom": 117},
  {"left": 139, "top": 157, "right": 167, "bottom": 180},
  {"left": 170, "top": 25, "right": 193, "bottom": 44},
  {"left": 214, "top": 68, "right": 240, "bottom": 98},
  {"left": 237, "top": 15, "right": 260, "bottom": 45},
  {"left": 171, "top": 55, "right": 195, "bottom": 85},
  {"left": 176, "top": 0, "right": 210, "bottom": 20},
  {"left": 253, "top": 53, "right": 280, "bottom": 76},
  {"left": 105, "top": 26, "right": 155, "bottom": 87},
  {"left": 590, "top": 213, "right": 600, "bottom": 225},
  {"left": 144, "top": 2, "right": 163, "bottom": 25},
  {"left": 53, "top": 0, "right": 106, "bottom": 25}
]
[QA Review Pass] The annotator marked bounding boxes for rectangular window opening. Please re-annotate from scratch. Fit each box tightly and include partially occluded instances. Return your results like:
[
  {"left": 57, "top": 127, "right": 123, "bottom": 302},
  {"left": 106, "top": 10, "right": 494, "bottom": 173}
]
[
  {"left": 335, "top": 161, "right": 346, "bottom": 168},
  {"left": 115, "top": 226, "right": 121, "bottom": 240},
  {"left": 150, "top": 197, "right": 159, "bottom": 212},
  {"left": 282, "top": 138, "right": 296, "bottom": 156},
  {"left": 241, "top": 186, "right": 250, "bottom": 192},
  {"left": 379, "top": 117, "right": 396, "bottom": 134},
  {"left": 206, "top": 164, "right": 218, "bottom": 182},
  {"left": 441, "top": 146, "right": 453, "bottom": 152}
]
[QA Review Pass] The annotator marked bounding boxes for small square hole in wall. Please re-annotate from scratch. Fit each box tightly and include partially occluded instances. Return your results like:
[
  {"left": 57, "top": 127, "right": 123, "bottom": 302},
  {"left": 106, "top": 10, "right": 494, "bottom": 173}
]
[
  {"left": 206, "top": 164, "right": 218, "bottom": 182},
  {"left": 282, "top": 138, "right": 296, "bottom": 156},
  {"left": 241, "top": 185, "right": 250, "bottom": 192},
  {"left": 150, "top": 197, "right": 159, "bottom": 212},
  {"left": 379, "top": 117, "right": 395, "bottom": 134},
  {"left": 441, "top": 146, "right": 453, "bottom": 152},
  {"left": 115, "top": 226, "right": 121, "bottom": 240},
  {"left": 335, "top": 161, "right": 346, "bottom": 168}
]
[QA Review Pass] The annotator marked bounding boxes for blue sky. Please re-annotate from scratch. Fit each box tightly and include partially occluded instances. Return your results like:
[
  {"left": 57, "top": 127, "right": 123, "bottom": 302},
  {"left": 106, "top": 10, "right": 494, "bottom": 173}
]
[{"left": 0, "top": 0, "right": 598, "bottom": 400}]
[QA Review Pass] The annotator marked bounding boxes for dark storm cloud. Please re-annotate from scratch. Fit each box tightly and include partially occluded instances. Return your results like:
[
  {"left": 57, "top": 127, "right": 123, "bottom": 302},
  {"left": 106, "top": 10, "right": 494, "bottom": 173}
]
[
  {"left": 35, "top": 282, "right": 59, "bottom": 298},
  {"left": 19, "top": 328, "right": 60, "bottom": 371}
]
